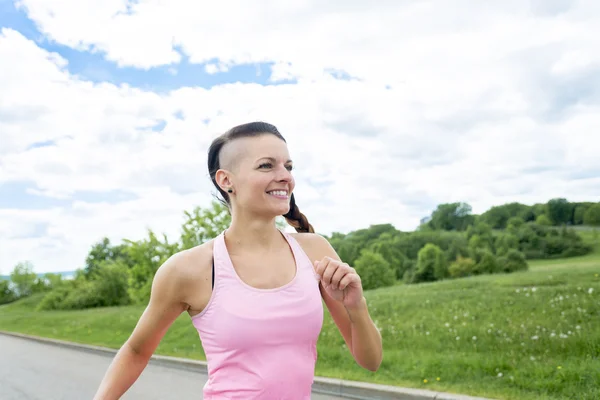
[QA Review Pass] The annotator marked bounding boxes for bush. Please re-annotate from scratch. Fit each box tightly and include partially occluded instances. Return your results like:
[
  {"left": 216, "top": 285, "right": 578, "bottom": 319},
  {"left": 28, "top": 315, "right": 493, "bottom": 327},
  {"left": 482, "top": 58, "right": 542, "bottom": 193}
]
[
  {"left": 473, "top": 250, "right": 500, "bottom": 275},
  {"left": 354, "top": 250, "right": 396, "bottom": 290},
  {"left": 368, "top": 239, "right": 409, "bottom": 280},
  {"left": 495, "top": 233, "right": 519, "bottom": 257},
  {"left": 412, "top": 244, "right": 448, "bottom": 283},
  {"left": 498, "top": 250, "right": 528, "bottom": 273},
  {"left": 37, "top": 263, "right": 130, "bottom": 311},
  {"left": 448, "top": 256, "right": 477, "bottom": 279},
  {"left": 0, "top": 280, "right": 17, "bottom": 305},
  {"left": 536, "top": 214, "right": 552, "bottom": 226}
]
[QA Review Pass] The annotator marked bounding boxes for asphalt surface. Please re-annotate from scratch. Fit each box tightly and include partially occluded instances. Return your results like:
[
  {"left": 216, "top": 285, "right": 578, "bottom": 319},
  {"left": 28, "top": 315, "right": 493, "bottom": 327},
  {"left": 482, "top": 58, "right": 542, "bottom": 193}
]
[{"left": 0, "top": 334, "right": 345, "bottom": 399}]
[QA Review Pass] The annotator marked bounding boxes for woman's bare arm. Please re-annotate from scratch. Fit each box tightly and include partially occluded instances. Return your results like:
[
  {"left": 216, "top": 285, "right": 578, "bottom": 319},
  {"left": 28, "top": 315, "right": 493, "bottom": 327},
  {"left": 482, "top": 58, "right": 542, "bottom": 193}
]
[{"left": 92, "top": 253, "right": 191, "bottom": 400}]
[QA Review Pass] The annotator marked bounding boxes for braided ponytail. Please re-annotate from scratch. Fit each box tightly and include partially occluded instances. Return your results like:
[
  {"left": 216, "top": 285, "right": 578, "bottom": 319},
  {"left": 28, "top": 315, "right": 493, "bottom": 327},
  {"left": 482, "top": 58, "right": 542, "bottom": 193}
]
[{"left": 283, "top": 193, "right": 314, "bottom": 233}]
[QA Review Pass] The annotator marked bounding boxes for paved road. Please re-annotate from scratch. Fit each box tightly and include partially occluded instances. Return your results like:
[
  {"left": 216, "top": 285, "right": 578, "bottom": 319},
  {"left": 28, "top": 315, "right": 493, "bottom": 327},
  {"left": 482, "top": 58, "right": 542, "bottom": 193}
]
[{"left": 0, "top": 334, "right": 345, "bottom": 399}]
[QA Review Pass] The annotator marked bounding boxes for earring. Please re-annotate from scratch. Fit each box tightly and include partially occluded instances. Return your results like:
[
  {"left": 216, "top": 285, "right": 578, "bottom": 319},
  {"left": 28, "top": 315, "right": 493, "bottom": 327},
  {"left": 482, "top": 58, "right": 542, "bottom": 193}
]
[{"left": 227, "top": 189, "right": 233, "bottom": 193}]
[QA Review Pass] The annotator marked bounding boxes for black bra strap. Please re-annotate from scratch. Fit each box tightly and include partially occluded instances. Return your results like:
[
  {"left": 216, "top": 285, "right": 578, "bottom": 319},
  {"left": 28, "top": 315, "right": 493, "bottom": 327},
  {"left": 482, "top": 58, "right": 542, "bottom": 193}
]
[{"left": 212, "top": 258, "right": 215, "bottom": 289}]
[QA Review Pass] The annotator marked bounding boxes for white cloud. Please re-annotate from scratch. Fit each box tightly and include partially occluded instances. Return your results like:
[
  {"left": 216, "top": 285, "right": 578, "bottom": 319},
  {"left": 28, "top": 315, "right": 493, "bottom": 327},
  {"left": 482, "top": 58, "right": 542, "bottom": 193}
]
[{"left": 1, "top": 1, "right": 600, "bottom": 273}]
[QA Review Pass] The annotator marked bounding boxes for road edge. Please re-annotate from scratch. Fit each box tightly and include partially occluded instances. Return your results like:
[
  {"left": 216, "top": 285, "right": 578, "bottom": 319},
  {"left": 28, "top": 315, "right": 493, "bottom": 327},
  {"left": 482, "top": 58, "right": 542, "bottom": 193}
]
[{"left": 0, "top": 330, "right": 494, "bottom": 400}]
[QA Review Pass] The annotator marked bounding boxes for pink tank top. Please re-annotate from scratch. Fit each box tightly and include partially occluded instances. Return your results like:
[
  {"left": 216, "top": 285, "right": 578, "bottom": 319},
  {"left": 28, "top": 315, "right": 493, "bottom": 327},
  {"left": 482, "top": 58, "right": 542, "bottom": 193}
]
[{"left": 191, "top": 230, "right": 324, "bottom": 399}]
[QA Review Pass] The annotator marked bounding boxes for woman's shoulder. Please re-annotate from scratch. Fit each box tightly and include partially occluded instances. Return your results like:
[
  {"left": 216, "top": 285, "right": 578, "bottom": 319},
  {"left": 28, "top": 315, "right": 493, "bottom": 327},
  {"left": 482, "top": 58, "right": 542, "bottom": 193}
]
[
  {"left": 158, "top": 239, "right": 216, "bottom": 290},
  {"left": 288, "top": 232, "right": 335, "bottom": 259}
]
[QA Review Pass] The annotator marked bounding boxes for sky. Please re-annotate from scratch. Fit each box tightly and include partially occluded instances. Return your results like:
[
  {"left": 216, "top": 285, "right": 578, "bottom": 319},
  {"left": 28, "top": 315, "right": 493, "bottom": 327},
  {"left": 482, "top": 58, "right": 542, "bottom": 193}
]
[{"left": 1, "top": 0, "right": 599, "bottom": 274}]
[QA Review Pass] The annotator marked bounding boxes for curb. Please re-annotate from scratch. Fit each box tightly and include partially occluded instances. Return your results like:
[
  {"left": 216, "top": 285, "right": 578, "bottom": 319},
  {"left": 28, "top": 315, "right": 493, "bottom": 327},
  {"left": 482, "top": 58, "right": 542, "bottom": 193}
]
[{"left": 0, "top": 330, "right": 494, "bottom": 400}]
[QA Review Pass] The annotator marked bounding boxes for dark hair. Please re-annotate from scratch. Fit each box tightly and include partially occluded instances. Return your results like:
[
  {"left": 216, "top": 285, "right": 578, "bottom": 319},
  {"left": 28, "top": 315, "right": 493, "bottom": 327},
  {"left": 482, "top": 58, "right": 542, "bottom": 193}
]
[{"left": 208, "top": 121, "right": 314, "bottom": 233}]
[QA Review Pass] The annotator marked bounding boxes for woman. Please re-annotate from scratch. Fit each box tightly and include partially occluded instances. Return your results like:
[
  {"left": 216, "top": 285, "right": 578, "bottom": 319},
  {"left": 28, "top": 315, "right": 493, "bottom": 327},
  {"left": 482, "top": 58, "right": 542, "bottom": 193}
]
[{"left": 93, "top": 122, "right": 383, "bottom": 399}]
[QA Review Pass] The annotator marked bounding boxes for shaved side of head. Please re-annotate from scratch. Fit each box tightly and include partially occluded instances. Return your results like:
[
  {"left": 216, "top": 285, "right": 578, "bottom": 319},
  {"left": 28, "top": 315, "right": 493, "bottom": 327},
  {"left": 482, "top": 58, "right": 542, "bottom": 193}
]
[{"left": 218, "top": 136, "right": 252, "bottom": 172}]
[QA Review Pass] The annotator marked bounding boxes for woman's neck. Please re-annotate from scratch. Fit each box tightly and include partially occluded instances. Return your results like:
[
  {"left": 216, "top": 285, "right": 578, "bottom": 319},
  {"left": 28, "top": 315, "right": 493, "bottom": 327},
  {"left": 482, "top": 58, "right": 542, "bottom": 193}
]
[{"left": 225, "top": 211, "right": 283, "bottom": 254}]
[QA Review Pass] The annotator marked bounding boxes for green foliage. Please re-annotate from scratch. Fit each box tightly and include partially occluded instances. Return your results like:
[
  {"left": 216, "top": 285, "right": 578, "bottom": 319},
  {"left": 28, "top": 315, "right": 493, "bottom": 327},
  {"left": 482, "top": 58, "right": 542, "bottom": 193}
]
[
  {"left": 37, "top": 262, "right": 131, "bottom": 311},
  {"left": 367, "top": 235, "right": 409, "bottom": 279},
  {"left": 426, "top": 202, "right": 475, "bottom": 231},
  {"left": 180, "top": 200, "right": 231, "bottom": 249},
  {"left": 412, "top": 244, "right": 448, "bottom": 283},
  {"left": 448, "top": 256, "right": 477, "bottom": 278},
  {"left": 583, "top": 204, "right": 600, "bottom": 226},
  {"left": 479, "top": 202, "right": 530, "bottom": 228},
  {"left": 353, "top": 250, "right": 396, "bottom": 290},
  {"left": 495, "top": 233, "right": 519, "bottom": 257},
  {"left": 328, "top": 224, "right": 399, "bottom": 266},
  {"left": 394, "top": 230, "right": 468, "bottom": 261},
  {"left": 536, "top": 214, "right": 552, "bottom": 226},
  {"left": 516, "top": 223, "right": 592, "bottom": 259},
  {"left": 10, "top": 262, "right": 39, "bottom": 298},
  {"left": 506, "top": 216, "right": 525, "bottom": 231},
  {"left": 125, "top": 229, "right": 179, "bottom": 305},
  {"left": 84, "top": 237, "right": 130, "bottom": 279},
  {"left": 497, "top": 249, "right": 528, "bottom": 273},
  {"left": 546, "top": 198, "right": 573, "bottom": 225},
  {"left": 0, "top": 280, "right": 17, "bottom": 305},
  {"left": 473, "top": 250, "right": 500, "bottom": 275},
  {"left": 573, "top": 203, "right": 593, "bottom": 225}
]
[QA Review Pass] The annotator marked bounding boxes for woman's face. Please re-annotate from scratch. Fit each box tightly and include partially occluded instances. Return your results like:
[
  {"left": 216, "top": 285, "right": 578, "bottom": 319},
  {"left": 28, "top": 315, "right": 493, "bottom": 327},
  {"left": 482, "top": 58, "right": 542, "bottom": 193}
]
[{"left": 219, "top": 134, "right": 295, "bottom": 218}]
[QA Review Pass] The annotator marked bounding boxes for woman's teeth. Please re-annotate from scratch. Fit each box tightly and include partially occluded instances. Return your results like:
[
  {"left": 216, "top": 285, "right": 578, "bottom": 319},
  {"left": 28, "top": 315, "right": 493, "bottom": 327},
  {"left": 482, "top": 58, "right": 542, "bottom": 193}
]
[{"left": 268, "top": 190, "right": 288, "bottom": 197}]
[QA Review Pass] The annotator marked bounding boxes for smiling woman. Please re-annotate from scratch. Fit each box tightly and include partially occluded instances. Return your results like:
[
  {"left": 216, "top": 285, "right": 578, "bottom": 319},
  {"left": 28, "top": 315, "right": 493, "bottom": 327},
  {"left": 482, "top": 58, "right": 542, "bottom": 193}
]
[{"left": 92, "top": 121, "right": 383, "bottom": 400}]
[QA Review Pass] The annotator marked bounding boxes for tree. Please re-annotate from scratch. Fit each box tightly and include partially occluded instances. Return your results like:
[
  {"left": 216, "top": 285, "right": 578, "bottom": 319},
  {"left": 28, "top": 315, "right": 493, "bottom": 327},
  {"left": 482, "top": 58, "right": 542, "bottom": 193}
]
[
  {"left": 480, "top": 205, "right": 511, "bottom": 229},
  {"left": 427, "top": 203, "right": 474, "bottom": 231},
  {"left": 10, "top": 262, "right": 38, "bottom": 298},
  {"left": 498, "top": 250, "right": 528, "bottom": 273},
  {"left": 536, "top": 214, "right": 552, "bottom": 226},
  {"left": 126, "top": 229, "right": 180, "bottom": 304},
  {"left": 354, "top": 250, "right": 396, "bottom": 290},
  {"left": 84, "top": 237, "right": 129, "bottom": 279},
  {"left": 413, "top": 243, "right": 448, "bottom": 283},
  {"left": 368, "top": 236, "right": 408, "bottom": 279},
  {"left": 180, "top": 201, "right": 232, "bottom": 249},
  {"left": 448, "top": 256, "right": 476, "bottom": 279},
  {"left": 0, "top": 280, "right": 16, "bottom": 305},
  {"left": 507, "top": 216, "right": 525, "bottom": 231},
  {"left": 546, "top": 198, "right": 573, "bottom": 226},
  {"left": 573, "top": 203, "right": 593, "bottom": 225},
  {"left": 583, "top": 204, "right": 600, "bottom": 226}
]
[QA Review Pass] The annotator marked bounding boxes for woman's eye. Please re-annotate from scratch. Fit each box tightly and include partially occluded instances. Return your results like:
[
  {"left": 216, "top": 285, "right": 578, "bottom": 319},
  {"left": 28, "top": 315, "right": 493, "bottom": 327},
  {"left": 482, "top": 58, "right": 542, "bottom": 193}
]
[
  {"left": 286, "top": 165, "right": 294, "bottom": 171},
  {"left": 259, "top": 163, "right": 272, "bottom": 169}
]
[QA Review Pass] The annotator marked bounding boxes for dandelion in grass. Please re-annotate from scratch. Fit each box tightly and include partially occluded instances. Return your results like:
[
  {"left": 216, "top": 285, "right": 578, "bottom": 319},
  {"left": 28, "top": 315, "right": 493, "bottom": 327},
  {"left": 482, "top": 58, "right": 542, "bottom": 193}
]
[{"left": 423, "top": 379, "right": 428, "bottom": 383}]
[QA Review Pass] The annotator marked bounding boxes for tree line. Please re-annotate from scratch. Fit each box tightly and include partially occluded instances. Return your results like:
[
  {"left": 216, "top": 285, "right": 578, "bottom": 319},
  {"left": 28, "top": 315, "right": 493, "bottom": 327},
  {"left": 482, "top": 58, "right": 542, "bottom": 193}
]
[{"left": 1, "top": 197, "right": 597, "bottom": 308}]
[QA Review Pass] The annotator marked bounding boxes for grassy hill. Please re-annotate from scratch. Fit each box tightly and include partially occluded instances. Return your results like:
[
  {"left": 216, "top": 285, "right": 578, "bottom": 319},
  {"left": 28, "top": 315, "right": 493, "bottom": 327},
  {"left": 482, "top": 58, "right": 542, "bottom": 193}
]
[{"left": 1, "top": 231, "right": 598, "bottom": 400}]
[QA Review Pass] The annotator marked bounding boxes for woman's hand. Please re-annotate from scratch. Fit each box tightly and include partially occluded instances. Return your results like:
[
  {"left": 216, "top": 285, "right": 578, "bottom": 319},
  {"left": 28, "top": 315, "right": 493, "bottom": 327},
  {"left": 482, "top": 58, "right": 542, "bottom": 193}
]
[{"left": 314, "top": 257, "right": 364, "bottom": 310}]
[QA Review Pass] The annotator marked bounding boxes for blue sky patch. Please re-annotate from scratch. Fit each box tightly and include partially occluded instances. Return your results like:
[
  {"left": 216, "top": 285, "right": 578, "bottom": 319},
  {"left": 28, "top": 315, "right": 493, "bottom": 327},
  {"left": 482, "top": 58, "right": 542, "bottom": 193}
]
[
  {"left": 0, "top": 181, "right": 138, "bottom": 209},
  {"left": 0, "top": 1, "right": 298, "bottom": 92},
  {"left": 0, "top": 181, "right": 70, "bottom": 209},
  {"left": 27, "top": 140, "right": 56, "bottom": 150},
  {"left": 71, "top": 189, "right": 138, "bottom": 204}
]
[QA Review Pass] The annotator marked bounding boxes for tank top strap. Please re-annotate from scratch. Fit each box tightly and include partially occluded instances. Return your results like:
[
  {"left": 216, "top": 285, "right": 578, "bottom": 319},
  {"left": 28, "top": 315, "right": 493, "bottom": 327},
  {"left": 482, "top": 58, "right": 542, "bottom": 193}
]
[
  {"left": 280, "top": 231, "right": 320, "bottom": 280},
  {"left": 212, "top": 231, "right": 238, "bottom": 282}
]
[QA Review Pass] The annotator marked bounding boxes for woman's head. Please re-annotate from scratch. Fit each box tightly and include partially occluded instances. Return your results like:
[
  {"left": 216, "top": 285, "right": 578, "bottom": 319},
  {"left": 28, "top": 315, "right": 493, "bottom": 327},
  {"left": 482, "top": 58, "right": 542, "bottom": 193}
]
[{"left": 208, "top": 122, "right": 314, "bottom": 233}]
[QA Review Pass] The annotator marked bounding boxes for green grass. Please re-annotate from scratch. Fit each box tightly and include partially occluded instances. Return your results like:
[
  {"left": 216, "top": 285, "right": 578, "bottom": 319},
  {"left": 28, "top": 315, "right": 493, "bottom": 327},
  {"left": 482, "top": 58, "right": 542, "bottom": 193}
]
[{"left": 1, "top": 235, "right": 599, "bottom": 400}]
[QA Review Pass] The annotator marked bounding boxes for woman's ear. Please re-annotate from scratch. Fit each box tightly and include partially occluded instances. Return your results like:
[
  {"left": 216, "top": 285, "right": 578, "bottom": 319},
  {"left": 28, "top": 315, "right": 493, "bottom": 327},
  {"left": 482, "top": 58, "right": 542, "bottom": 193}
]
[{"left": 215, "top": 169, "right": 233, "bottom": 192}]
